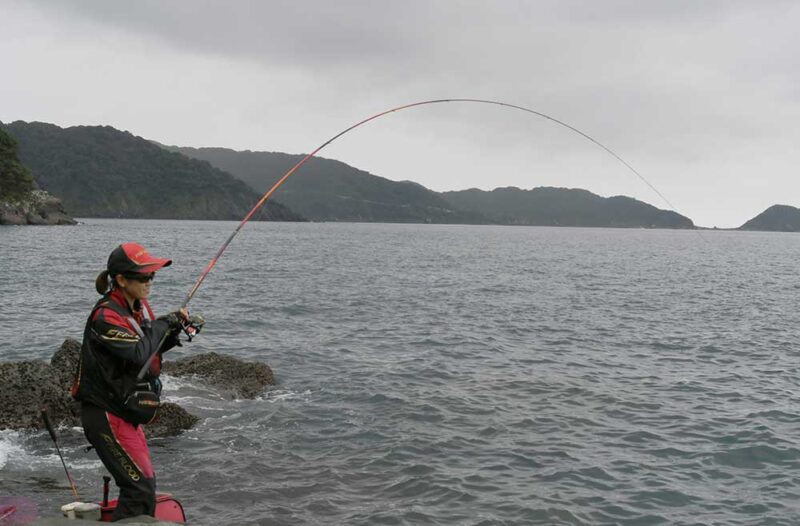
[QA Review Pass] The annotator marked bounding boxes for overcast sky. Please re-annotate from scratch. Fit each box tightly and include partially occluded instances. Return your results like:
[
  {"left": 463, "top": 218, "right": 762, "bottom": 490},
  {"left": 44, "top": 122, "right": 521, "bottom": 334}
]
[{"left": 2, "top": 0, "right": 798, "bottom": 227}]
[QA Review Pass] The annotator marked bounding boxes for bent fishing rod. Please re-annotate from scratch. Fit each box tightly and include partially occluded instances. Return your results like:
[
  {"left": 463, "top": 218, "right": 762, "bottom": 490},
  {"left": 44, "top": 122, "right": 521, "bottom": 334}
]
[
  {"left": 183, "top": 98, "right": 684, "bottom": 307},
  {"left": 138, "top": 98, "right": 686, "bottom": 379}
]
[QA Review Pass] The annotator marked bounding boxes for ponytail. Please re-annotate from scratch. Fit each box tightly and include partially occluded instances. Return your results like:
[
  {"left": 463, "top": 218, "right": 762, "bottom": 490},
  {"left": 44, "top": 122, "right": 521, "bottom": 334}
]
[{"left": 95, "top": 270, "right": 111, "bottom": 295}]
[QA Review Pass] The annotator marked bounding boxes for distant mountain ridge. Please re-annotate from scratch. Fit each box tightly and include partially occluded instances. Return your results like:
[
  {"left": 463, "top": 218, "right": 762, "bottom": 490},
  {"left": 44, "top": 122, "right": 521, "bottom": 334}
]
[
  {"left": 2, "top": 119, "right": 709, "bottom": 228},
  {"left": 163, "top": 146, "right": 490, "bottom": 224},
  {"left": 167, "top": 145, "right": 694, "bottom": 228},
  {"left": 2, "top": 121, "right": 302, "bottom": 221},
  {"left": 739, "top": 205, "right": 800, "bottom": 232},
  {"left": 441, "top": 186, "right": 694, "bottom": 228}
]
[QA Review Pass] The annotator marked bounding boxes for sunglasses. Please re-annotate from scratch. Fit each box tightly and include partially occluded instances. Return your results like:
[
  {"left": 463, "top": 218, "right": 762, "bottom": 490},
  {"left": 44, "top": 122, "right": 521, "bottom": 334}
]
[{"left": 124, "top": 273, "right": 155, "bottom": 283}]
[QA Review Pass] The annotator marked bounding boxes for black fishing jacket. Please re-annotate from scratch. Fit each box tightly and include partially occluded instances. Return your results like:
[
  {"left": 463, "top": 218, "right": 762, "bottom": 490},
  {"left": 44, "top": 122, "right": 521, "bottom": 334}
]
[{"left": 72, "top": 289, "right": 176, "bottom": 420}]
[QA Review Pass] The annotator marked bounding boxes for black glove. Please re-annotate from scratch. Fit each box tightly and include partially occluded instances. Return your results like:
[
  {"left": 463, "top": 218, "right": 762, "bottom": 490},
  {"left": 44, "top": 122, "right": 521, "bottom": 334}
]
[
  {"left": 163, "top": 328, "right": 183, "bottom": 351},
  {"left": 158, "top": 311, "right": 184, "bottom": 332}
]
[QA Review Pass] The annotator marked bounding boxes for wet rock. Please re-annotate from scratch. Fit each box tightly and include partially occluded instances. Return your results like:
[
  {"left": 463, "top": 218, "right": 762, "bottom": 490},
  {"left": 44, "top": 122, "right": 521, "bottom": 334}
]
[
  {"left": 50, "top": 338, "right": 81, "bottom": 390},
  {"left": 1, "top": 340, "right": 274, "bottom": 435},
  {"left": 0, "top": 360, "right": 78, "bottom": 430},
  {"left": 162, "top": 352, "right": 274, "bottom": 399},
  {"left": 0, "top": 339, "right": 199, "bottom": 437},
  {"left": 145, "top": 402, "right": 199, "bottom": 437}
]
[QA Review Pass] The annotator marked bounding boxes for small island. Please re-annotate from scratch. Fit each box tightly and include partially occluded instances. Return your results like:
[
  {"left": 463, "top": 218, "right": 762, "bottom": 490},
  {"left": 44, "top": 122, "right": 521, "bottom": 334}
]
[{"left": 739, "top": 205, "right": 800, "bottom": 232}]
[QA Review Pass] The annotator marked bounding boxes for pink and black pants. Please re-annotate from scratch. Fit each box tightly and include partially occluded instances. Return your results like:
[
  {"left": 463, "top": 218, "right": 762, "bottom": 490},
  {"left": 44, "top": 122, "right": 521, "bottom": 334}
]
[{"left": 81, "top": 403, "right": 156, "bottom": 521}]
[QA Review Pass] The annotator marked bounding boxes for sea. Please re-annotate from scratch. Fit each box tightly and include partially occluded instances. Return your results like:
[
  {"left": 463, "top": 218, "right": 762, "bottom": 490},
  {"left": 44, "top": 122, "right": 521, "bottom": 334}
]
[{"left": 2, "top": 219, "right": 800, "bottom": 525}]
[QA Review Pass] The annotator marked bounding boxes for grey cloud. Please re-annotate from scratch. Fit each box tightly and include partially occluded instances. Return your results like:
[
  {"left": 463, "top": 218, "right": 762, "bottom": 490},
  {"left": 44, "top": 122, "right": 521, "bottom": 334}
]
[
  {"left": 4, "top": 0, "right": 800, "bottom": 226},
  {"left": 25, "top": 0, "right": 423, "bottom": 65}
]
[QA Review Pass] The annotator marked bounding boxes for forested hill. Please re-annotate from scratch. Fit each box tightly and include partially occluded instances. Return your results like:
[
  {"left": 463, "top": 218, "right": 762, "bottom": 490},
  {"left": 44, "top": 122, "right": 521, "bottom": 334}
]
[
  {"left": 2, "top": 121, "right": 303, "bottom": 221},
  {"left": 739, "top": 205, "right": 800, "bottom": 232},
  {"left": 441, "top": 187, "right": 695, "bottom": 228},
  {"left": 0, "top": 126, "right": 36, "bottom": 200},
  {"left": 164, "top": 146, "right": 490, "bottom": 224},
  {"left": 0, "top": 126, "right": 75, "bottom": 225},
  {"left": 4, "top": 121, "right": 701, "bottom": 228},
  {"left": 167, "top": 145, "right": 697, "bottom": 228}
]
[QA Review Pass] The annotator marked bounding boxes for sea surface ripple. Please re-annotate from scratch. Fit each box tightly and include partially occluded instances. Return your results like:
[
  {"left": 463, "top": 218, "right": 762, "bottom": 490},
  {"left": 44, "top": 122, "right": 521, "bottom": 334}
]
[{"left": 2, "top": 220, "right": 800, "bottom": 525}]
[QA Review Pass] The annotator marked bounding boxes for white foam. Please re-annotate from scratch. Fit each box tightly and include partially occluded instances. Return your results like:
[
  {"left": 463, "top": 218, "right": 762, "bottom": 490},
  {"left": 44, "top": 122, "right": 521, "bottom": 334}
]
[
  {"left": 258, "top": 389, "right": 313, "bottom": 403},
  {"left": 159, "top": 373, "right": 194, "bottom": 391},
  {"left": 160, "top": 374, "right": 227, "bottom": 402},
  {"left": 161, "top": 395, "right": 217, "bottom": 406},
  {"left": 0, "top": 430, "right": 26, "bottom": 470},
  {"left": 0, "top": 429, "right": 102, "bottom": 472}
]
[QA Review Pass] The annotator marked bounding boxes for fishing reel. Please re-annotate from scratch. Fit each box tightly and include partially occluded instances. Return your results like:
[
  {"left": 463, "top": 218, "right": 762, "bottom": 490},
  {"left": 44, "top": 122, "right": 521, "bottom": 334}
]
[{"left": 181, "top": 314, "right": 205, "bottom": 342}]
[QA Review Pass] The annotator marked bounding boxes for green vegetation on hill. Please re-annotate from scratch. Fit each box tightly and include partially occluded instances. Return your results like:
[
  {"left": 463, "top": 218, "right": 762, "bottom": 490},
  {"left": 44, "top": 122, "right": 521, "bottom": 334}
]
[
  {"left": 0, "top": 127, "right": 36, "bottom": 201},
  {"left": 2, "top": 122, "right": 303, "bottom": 221},
  {"left": 165, "top": 146, "right": 490, "bottom": 223},
  {"left": 168, "top": 145, "right": 696, "bottom": 229},
  {"left": 739, "top": 205, "right": 800, "bottom": 232},
  {"left": 4, "top": 120, "right": 700, "bottom": 228},
  {"left": 1, "top": 126, "right": 75, "bottom": 225},
  {"left": 441, "top": 186, "right": 695, "bottom": 228}
]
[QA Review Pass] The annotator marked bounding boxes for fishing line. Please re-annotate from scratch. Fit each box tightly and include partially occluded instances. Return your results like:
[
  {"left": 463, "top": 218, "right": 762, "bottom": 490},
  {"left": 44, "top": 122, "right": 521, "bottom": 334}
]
[{"left": 182, "top": 98, "right": 688, "bottom": 308}]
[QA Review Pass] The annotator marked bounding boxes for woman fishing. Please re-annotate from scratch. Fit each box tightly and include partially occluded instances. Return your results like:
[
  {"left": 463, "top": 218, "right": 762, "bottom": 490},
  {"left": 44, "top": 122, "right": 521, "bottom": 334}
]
[{"left": 71, "top": 242, "right": 193, "bottom": 521}]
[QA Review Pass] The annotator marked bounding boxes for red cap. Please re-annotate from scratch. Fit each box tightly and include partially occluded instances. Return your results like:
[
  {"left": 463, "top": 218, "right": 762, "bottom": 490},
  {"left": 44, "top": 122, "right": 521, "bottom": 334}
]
[{"left": 107, "top": 243, "right": 172, "bottom": 275}]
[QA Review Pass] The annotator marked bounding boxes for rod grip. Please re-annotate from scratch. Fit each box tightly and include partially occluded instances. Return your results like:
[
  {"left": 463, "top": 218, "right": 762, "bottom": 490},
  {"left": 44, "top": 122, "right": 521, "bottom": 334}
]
[{"left": 41, "top": 408, "right": 57, "bottom": 443}]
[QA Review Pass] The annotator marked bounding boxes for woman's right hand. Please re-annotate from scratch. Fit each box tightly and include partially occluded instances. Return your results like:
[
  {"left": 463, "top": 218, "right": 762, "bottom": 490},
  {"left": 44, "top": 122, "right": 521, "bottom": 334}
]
[{"left": 159, "top": 311, "right": 185, "bottom": 331}]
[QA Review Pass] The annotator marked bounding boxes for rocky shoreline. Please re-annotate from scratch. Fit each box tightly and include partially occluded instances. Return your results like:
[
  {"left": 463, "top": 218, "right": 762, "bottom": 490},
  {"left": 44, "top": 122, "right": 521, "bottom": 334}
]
[
  {"left": 0, "top": 339, "right": 275, "bottom": 437},
  {"left": 0, "top": 190, "right": 76, "bottom": 226}
]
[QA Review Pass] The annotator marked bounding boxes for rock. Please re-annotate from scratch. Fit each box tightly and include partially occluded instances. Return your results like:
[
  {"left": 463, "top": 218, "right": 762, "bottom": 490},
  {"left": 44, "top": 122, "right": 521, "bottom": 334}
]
[
  {"left": 27, "top": 211, "right": 48, "bottom": 225},
  {"left": 145, "top": 402, "right": 199, "bottom": 437},
  {"left": 0, "top": 191, "right": 76, "bottom": 226},
  {"left": 35, "top": 192, "right": 76, "bottom": 225},
  {"left": 0, "top": 360, "right": 78, "bottom": 430},
  {"left": 1, "top": 340, "right": 275, "bottom": 435},
  {"left": 0, "top": 339, "right": 200, "bottom": 437},
  {"left": 50, "top": 338, "right": 81, "bottom": 390},
  {"left": 162, "top": 352, "right": 274, "bottom": 399},
  {"left": 0, "top": 201, "right": 27, "bottom": 225}
]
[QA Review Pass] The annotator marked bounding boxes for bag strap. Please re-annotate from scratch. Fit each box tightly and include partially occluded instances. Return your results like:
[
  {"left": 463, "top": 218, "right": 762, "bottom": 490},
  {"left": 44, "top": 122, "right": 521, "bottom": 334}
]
[{"left": 95, "top": 298, "right": 145, "bottom": 339}]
